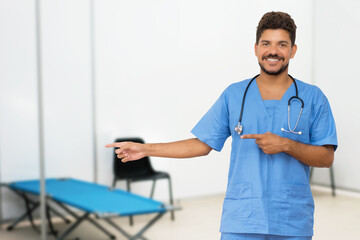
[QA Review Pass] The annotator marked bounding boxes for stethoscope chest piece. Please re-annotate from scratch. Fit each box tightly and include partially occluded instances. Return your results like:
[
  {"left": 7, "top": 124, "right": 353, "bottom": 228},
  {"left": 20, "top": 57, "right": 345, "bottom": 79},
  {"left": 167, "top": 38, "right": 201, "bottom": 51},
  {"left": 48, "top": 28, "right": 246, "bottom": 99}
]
[{"left": 235, "top": 122, "right": 243, "bottom": 135}]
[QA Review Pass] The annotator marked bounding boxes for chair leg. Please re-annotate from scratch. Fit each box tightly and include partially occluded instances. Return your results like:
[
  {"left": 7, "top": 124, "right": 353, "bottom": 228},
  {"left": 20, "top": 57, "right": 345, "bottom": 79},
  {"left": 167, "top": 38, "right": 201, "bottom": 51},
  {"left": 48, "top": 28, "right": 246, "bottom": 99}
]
[
  {"left": 150, "top": 180, "right": 156, "bottom": 199},
  {"left": 330, "top": 166, "right": 336, "bottom": 197},
  {"left": 112, "top": 178, "right": 117, "bottom": 188},
  {"left": 310, "top": 166, "right": 314, "bottom": 180},
  {"left": 126, "top": 180, "right": 134, "bottom": 226},
  {"left": 310, "top": 166, "right": 336, "bottom": 197},
  {"left": 168, "top": 177, "right": 175, "bottom": 221}
]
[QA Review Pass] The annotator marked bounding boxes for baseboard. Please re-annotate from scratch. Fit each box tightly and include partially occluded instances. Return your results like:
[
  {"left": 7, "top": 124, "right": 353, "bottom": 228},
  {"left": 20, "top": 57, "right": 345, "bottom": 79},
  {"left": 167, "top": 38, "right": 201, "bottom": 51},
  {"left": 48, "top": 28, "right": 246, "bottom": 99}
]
[{"left": 311, "top": 183, "right": 360, "bottom": 199}]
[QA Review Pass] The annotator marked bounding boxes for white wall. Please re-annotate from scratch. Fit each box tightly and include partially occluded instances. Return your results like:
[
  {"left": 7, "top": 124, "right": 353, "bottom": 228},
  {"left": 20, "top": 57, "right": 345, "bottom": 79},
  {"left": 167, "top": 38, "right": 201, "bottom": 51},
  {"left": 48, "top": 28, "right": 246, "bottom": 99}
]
[
  {"left": 311, "top": 0, "right": 360, "bottom": 190},
  {"left": 1, "top": 0, "right": 351, "bottom": 222},
  {"left": 94, "top": 0, "right": 313, "bottom": 200},
  {"left": 0, "top": 0, "right": 94, "bottom": 220},
  {"left": 0, "top": 0, "right": 40, "bottom": 220},
  {"left": 40, "top": 0, "right": 94, "bottom": 180}
]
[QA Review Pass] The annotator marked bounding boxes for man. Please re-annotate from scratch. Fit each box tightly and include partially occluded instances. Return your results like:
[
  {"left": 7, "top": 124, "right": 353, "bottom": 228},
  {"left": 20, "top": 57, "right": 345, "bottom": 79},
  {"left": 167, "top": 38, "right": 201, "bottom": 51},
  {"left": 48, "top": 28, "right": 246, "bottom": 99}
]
[{"left": 106, "top": 12, "right": 337, "bottom": 240}]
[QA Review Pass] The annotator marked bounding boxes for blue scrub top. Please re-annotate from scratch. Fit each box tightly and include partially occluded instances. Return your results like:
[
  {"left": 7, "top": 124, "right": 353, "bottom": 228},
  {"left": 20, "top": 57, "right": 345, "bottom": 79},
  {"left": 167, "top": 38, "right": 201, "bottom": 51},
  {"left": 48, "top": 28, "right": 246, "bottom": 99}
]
[{"left": 191, "top": 78, "right": 338, "bottom": 237}]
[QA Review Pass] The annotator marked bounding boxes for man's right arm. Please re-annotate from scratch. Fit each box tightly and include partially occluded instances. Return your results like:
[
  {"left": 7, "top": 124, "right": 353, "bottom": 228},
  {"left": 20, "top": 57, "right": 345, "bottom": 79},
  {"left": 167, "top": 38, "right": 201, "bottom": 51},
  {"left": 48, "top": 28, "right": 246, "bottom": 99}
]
[{"left": 105, "top": 138, "right": 212, "bottom": 162}]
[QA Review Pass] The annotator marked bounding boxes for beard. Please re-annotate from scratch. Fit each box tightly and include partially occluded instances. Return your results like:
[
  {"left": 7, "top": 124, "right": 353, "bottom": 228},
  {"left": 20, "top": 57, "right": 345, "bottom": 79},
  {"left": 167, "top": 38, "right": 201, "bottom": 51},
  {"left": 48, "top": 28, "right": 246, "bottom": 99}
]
[{"left": 258, "top": 54, "right": 289, "bottom": 75}]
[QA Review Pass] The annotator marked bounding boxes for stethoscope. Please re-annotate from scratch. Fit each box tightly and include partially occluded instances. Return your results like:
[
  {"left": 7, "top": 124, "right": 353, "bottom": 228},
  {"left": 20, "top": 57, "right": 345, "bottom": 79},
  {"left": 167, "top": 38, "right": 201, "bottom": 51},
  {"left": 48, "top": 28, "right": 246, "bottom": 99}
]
[{"left": 234, "top": 74, "right": 304, "bottom": 135}]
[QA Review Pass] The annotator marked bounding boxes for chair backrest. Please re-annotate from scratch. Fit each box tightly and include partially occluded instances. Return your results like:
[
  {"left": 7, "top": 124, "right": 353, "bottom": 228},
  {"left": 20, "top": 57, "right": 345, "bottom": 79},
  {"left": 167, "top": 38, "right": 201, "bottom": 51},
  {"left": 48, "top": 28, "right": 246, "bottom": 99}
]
[{"left": 113, "top": 137, "right": 155, "bottom": 180}]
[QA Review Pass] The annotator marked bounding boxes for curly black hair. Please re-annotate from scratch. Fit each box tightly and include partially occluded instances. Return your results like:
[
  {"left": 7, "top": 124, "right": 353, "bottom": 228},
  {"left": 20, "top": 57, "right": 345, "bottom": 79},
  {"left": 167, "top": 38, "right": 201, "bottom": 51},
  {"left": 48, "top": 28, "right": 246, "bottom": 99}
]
[{"left": 256, "top": 11, "right": 297, "bottom": 46}]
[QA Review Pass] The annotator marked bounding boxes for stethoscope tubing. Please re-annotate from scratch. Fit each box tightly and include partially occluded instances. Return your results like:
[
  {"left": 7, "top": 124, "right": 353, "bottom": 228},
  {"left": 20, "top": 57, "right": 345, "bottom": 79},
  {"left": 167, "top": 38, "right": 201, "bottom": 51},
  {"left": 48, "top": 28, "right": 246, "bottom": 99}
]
[
  {"left": 238, "top": 74, "right": 259, "bottom": 125},
  {"left": 236, "top": 74, "right": 304, "bottom": 135}
]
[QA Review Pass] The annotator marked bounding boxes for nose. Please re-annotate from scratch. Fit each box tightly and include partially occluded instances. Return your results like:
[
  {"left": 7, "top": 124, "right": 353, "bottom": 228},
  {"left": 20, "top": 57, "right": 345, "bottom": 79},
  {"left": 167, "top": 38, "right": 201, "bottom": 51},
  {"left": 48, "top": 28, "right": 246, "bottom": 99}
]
[{"left": 268, "top": 45, "right": 278, "bottom": 55}]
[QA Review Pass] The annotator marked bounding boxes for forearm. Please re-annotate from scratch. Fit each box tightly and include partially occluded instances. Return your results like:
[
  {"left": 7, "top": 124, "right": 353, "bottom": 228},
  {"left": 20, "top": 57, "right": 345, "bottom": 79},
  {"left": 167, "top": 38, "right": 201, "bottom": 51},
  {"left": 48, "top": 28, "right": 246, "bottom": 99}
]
[
  {"left": 282, "top": 138, "right": 334, "bottom": 167},
  {"left": 146, "top": 138, "right": 212, "bottom": 158}
]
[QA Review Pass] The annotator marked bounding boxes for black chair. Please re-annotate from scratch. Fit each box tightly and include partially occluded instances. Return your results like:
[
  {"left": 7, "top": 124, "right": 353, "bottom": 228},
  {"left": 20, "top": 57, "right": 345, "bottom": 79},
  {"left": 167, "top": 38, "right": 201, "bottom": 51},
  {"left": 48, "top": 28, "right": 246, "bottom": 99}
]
[{"left": 112, "top": 137, "right": 175, "bottom": 225}]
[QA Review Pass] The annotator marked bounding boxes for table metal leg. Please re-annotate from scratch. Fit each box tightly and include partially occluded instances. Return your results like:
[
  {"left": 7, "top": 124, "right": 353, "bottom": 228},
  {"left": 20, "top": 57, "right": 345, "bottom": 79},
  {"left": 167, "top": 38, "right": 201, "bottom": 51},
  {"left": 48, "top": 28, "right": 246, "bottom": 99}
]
[
  {"left": 46, "top": 204, "right": 58, "bottom": 236},
  {"left": 56, "top": 212, "right": 89, "bottom": 240},
  {"left": 48, "top": 206, "right": 71, "bottom": 224},
  {"left": 6, "top": 202, "right": 40, "bottom": 231},
  {"left": 87, "top": 217, "right": 116, "bottom": 239},
  {"left": 23, "top": 194, "right": 40, "bottom": 233},
  {"left": 104, "top": 212, "right": 165, "bottom": 240},
  {"left": 5, "top": 187, "right": 70, "bottom": 233},
  {"left": 130, "top": 212, "right": 165, "bottom": 240},
  {"left": 55, "top": 201, "right": 116, "bottom": 239},
  {"left": 104, "top": 218, "right": 134, "bottom": 239}
]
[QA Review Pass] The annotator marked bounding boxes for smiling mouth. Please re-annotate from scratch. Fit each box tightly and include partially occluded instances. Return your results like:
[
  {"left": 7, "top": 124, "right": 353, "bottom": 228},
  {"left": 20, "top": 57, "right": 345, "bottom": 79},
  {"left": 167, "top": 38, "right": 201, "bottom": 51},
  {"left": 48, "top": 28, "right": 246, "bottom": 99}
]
[
  {"left": 266, "top": 58, "right": 280, "bottom": 62},
  {"left": 263, "top": 55, "right": 284, "bottom": 62}
]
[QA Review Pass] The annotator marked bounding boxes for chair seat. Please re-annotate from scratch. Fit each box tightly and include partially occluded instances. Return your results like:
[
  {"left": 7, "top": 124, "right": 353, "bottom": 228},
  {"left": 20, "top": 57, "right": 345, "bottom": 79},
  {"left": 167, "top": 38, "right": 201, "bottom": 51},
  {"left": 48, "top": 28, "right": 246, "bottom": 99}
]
[{"left": 129, "top": 171, "right": 170, "bottom": 182}]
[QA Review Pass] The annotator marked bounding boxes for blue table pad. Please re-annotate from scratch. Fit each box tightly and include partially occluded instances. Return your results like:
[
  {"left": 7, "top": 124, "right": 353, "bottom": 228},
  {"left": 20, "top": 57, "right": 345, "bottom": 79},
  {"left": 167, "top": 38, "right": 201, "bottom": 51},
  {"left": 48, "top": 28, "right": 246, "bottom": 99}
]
[{"left": 9, "top": 178, "right": 166, "bottom": 217}]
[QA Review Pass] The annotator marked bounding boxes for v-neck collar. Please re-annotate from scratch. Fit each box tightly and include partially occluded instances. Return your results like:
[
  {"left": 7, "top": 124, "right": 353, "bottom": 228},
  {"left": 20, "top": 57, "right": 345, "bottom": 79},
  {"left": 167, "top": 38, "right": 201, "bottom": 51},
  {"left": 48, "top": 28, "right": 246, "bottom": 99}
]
[{"left": 253, "top": 78, "right": 295, "bottom": 119}]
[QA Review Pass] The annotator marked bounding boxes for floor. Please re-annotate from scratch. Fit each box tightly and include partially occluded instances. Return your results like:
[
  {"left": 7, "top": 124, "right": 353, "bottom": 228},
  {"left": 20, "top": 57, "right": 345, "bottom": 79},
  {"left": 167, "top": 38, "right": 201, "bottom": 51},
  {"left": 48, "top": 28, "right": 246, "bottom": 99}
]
[{"left": 0, "top": 187, "right": 359, "bottom": 240}]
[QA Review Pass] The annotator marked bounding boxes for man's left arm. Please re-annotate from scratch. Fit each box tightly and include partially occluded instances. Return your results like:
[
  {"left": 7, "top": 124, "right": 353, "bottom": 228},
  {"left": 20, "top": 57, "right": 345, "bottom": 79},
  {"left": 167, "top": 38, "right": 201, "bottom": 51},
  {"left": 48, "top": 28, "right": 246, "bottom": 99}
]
[{"left": 241, "top": 132, "right": 334, "bottom": 168}]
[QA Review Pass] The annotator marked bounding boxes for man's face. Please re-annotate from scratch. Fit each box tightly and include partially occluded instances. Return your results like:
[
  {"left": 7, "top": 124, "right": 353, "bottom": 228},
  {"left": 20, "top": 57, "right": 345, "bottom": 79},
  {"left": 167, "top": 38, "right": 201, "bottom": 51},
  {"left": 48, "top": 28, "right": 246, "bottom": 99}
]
[{"left": 255, "top": 29, "right": 297, "bottom": 75}]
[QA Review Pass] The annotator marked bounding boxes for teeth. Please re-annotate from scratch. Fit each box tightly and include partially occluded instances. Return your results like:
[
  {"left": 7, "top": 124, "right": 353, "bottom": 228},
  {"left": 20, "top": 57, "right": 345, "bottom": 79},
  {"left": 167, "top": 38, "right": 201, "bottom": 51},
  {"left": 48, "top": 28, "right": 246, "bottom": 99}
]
[{"left": 267, "top": 58, "right": 279, "bottom": 62}]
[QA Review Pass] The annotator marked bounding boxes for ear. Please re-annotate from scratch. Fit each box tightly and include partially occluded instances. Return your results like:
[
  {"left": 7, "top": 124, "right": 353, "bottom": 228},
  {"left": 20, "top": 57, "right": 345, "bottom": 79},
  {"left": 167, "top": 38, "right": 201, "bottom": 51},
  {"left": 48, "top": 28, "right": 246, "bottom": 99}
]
[
  {"left": 290, "top": 44, "right": 297, "bottom": 58},
  {"left": 254, "top": 43, "right": 258, "bottom": 57}
]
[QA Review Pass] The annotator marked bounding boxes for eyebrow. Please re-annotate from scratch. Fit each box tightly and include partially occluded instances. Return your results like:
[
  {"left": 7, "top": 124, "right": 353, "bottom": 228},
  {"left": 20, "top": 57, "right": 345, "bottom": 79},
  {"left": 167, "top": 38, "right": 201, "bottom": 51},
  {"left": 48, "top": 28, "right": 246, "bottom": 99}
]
[
  {"left": 260, "top": 40, "right": 290, "bottom": 44},
  {"left": 279, "top": 40, "right": 289, "bottom": 44}
]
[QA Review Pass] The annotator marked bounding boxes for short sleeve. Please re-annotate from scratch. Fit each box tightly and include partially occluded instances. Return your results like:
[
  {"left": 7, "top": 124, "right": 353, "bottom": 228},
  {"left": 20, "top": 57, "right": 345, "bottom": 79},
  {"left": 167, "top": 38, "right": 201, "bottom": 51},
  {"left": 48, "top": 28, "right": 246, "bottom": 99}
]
[
  {"left": 191, "top": 88, "right": 231, "bottom": 151},
  {"left": 310, "top": 93, "right": 338, "bottom": 151}
]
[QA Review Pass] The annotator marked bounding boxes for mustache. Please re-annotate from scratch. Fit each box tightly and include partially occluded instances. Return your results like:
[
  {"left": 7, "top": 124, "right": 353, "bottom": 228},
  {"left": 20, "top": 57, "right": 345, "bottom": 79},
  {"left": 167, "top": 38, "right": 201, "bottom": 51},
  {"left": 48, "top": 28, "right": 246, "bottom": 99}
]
[{"left": 262, "top": 54, "right": 284, "bottom": 61}]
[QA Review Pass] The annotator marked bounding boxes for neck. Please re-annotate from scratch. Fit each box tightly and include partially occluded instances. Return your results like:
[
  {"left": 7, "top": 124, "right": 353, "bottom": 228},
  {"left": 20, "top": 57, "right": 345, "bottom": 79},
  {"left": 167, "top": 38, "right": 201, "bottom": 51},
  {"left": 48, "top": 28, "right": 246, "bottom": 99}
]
[
  {"left": 255, "top": 70, "right": 293, "bottom": 100},
  {"left": 257, "top": 70, "right": 291, "bottom": 87}
]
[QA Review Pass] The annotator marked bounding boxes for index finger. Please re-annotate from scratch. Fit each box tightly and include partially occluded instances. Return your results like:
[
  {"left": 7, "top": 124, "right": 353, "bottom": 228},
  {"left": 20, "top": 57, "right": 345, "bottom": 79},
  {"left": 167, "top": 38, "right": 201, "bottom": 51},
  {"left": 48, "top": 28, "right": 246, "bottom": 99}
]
[
  {"left": 105, "top": 142, "right": 125, "bottom": 148},
  {"left": 241, "top": 134, "right": 263, "bottom": 139}
]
